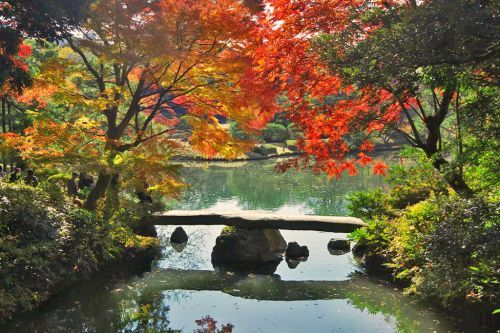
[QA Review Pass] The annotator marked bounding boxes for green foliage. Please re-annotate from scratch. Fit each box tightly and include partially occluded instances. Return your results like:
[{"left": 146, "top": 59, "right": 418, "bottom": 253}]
[
  {"left": 387, "top": 147, "right": 448, "bottom": 208},
  {"left": 287, "top": 123, "right": 301, "bottom": 140},
  {"left": 347, "top": 150, "right": 499, "bottom": 318},
  {"left": 387, "top": 199, "right": 440, "bottom": 283},
  {"left": 220, "top": 226, "right": 237, "bottom": 237},
  {"left": 262, "top": 123, "right": 288, "bottom": 143},
  {"left": 419, "top": 197, "right": 499, "bottom": 308},
  {"left": 253, "top": 144, "right": 278, "bottom": 156},
  {"left": 39, "top": 172, "right": 71, "bottom": 204},
  {"left": 0, "top": 183, "right": 156, "bottom": 322},
  {"left": 229, "top": 122, "right": 254, "bottom": 141},
  {"left": 349, "top": 217, "right": 393, "bottom": 256},
  {"left": 347, "top": 189, "right": 392, "bottom": 221}
]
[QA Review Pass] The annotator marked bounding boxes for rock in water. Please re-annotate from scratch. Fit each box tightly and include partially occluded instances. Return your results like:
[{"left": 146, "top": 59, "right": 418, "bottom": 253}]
[
  {"left": 211, "top": 227, "right": 286, "bottom": 274},
  {"left": 285, "top": 242, "right": 309, "bottom": 259},
  {"left": 328, "top": 238, "right": 351, "bottom": 251},
  {"left": 170, "top": 227, "right": 188, "bottom": 244}
]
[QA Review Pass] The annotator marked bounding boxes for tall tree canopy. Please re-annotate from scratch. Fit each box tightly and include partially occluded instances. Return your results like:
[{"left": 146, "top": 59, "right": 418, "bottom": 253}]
[
  {"left": 252, "top": 0, "right": 499, "bottom": 196},
  {"left": 11, "top": 0, "right": 275, "bottom": 209}
]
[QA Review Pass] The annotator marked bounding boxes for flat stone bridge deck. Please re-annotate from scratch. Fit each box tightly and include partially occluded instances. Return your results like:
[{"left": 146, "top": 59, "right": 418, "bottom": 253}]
[{"left": 148, "top": 210, "right": 366, "bottom": 233}]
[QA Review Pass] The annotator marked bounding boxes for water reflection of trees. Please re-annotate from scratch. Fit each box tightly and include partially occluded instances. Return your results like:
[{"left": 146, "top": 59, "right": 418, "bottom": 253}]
[
  {"left": 1, "top": 268, "right": 459, "bottom": 333},
  {"left": 172, "top": 161, "right": 387, "bottom": 215}
]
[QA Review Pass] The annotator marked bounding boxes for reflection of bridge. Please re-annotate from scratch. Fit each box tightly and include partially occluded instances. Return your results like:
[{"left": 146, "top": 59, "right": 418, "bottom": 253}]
[
  {"left": 148, "top": 210, "right": 366, "bottom": 233},
  {"left": 141, "top": 269, "right": 366, "bottom": 301}
]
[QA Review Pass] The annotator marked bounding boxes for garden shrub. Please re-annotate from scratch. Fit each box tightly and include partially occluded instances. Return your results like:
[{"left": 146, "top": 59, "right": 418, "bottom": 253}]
[
  {"left": 39, "top": 173, "right": 72, "bottom": 205},
  {"left": 287, "top": 123, "right": 302, "bottom": 140},
  {"left": 285, "top": 139, "right": 298, "bottom": 151},
  {"left": 262, "top": 123, "right": 288, "bottom": 142},
  {"left": 418, "top": 197, "right": 499, "bottom": 309},
  {"left": 229, "top": 122, "right": 254, "bottom": 141},
  {"left": 347, "top": 155, "right": 499, "bottom": 323},
  {"left": 347, "top": 189, "right": 393, "bottom": 221},
  {"left": 253, "top": 144, "right": 278, "bottom": 156},
  {"left": 387, "top": 147, "right": 448, "bottom": 208},
  {"left": 0, "top": 183, "right": 157, "bottom": 322},
  {"left": 349, "top": 217, "right": 393, "bottom": 257},
  {"left": 386, "top": 198, "right": 440, "bottom": 283}
]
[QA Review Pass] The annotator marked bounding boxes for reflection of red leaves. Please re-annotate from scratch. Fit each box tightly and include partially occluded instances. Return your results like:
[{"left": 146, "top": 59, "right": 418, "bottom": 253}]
[
  {"left": 194, "top": 315, "right": 234, "bottom": 333},
  {"left": 373, "top": 160, "right": 388, "bottom": 176}
]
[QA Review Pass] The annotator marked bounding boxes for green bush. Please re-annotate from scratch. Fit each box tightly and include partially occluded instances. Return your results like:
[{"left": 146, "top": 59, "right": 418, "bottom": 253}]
[
  {"left": 347, "top": 189, "right": 393, "bottom": 221},
  {"left": 230, "top": 122, "right": 254, "bottom": 140},
  {"left": 262, "top": 123, "right": 288, "bottom": 142},
  {"left": 0, "top": 183, "right": 156, "bottom": 322},
  {"left": 39, "top": 173, "right": 71, "bottom": 205},
  {"left": 348, "top": 172, "right": 499, "bottom": 319},
  {"left": 346, "top": 142, "right": 499, "bottom": 303},
  {"left": 419, "top": 197, "right": 499, "bottom": 308},
  {"left": 253, "top": 144, "right": 278, "bottom": 156},
  {"left": 386, "top": 198, "right": 440, "bottom": 283},
  {"left": 349, "top": 217, "right": 393, "bottom": 256},
  {"left": 387, "top": 147, "right": 448, "bottom": 208},
  {"left": 287, "top": 123, "right": 302, "bottom": 140}
]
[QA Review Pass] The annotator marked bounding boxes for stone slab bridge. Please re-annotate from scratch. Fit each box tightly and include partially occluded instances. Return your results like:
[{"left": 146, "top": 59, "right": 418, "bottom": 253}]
[{"left": 148, "top": 210, "right": 366, "bottom": 233}]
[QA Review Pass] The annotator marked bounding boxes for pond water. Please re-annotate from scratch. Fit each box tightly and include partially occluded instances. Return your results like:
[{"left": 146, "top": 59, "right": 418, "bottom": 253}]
[{"left": 1, "top": 160, "right": 483, "bottom": 333}]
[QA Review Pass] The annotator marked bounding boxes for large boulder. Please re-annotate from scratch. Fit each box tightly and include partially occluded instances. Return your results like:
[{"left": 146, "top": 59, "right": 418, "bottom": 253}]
[
  {"left": 211, "top": 227, "right": 287, "bottom": 274},
  {"left": 170, "top": 227, "right": 188, "bottom": 244},
  {"left": 285, "top": 242, "right": 309, "bottom": 259}
]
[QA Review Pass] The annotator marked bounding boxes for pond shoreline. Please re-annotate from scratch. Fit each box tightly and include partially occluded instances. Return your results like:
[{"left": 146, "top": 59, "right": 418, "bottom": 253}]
[
  {"left": 0, "top": 243, "right": 159, "bottom": 327},
  {"left": 171, "top": 145, "right": 403, "bottom": 163},
  {"left": 353, "top": 244, "right": 499, "bottom": 330}
]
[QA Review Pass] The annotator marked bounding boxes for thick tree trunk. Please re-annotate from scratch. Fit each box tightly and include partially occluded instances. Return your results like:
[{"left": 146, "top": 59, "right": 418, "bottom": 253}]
[
  {"left": 420, "top": 95, "right": 475, "bottom": 198},
  {"left": 83, "top": 172, "right": 112, "bottom": 211},
  {"left": 432, "top": 157, "right": 474, "bottom": 198}
]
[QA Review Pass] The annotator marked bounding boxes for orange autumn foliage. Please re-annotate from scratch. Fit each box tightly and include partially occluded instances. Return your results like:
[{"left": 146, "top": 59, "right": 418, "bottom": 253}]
[
  {"left": 250, "top": 0, "right": 404, "bottom": 177},
  {"left": 5, "top": 0, "right": 278, "bottom": 204}
]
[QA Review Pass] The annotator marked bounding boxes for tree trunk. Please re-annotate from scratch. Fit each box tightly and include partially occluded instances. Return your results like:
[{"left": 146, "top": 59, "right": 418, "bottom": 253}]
[
  {"left": 1, "top": 98, "right": 6, "bottom": 133},
  {"left": 7, "top": 101, "right": 11, "bottom": 131},
  {"left": 83, "top": 172, "right": 112, "bottom": 211},
  {"left": 422, "top": 99, "right": 475, "bottom": 198},
  {"left": 432, "top": 157, "right": 474, "bottom": 198}
]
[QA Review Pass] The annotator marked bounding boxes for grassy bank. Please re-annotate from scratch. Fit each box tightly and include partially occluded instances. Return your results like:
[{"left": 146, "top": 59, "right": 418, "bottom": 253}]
[{"left": 0, "top": 183, "right": 160, "bottom": 323}]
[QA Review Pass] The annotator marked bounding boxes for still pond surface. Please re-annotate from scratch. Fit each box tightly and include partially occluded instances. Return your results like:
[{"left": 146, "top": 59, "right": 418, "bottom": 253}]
[{"left": 2, "top": 160, "right": 483, "bottom": 333}]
